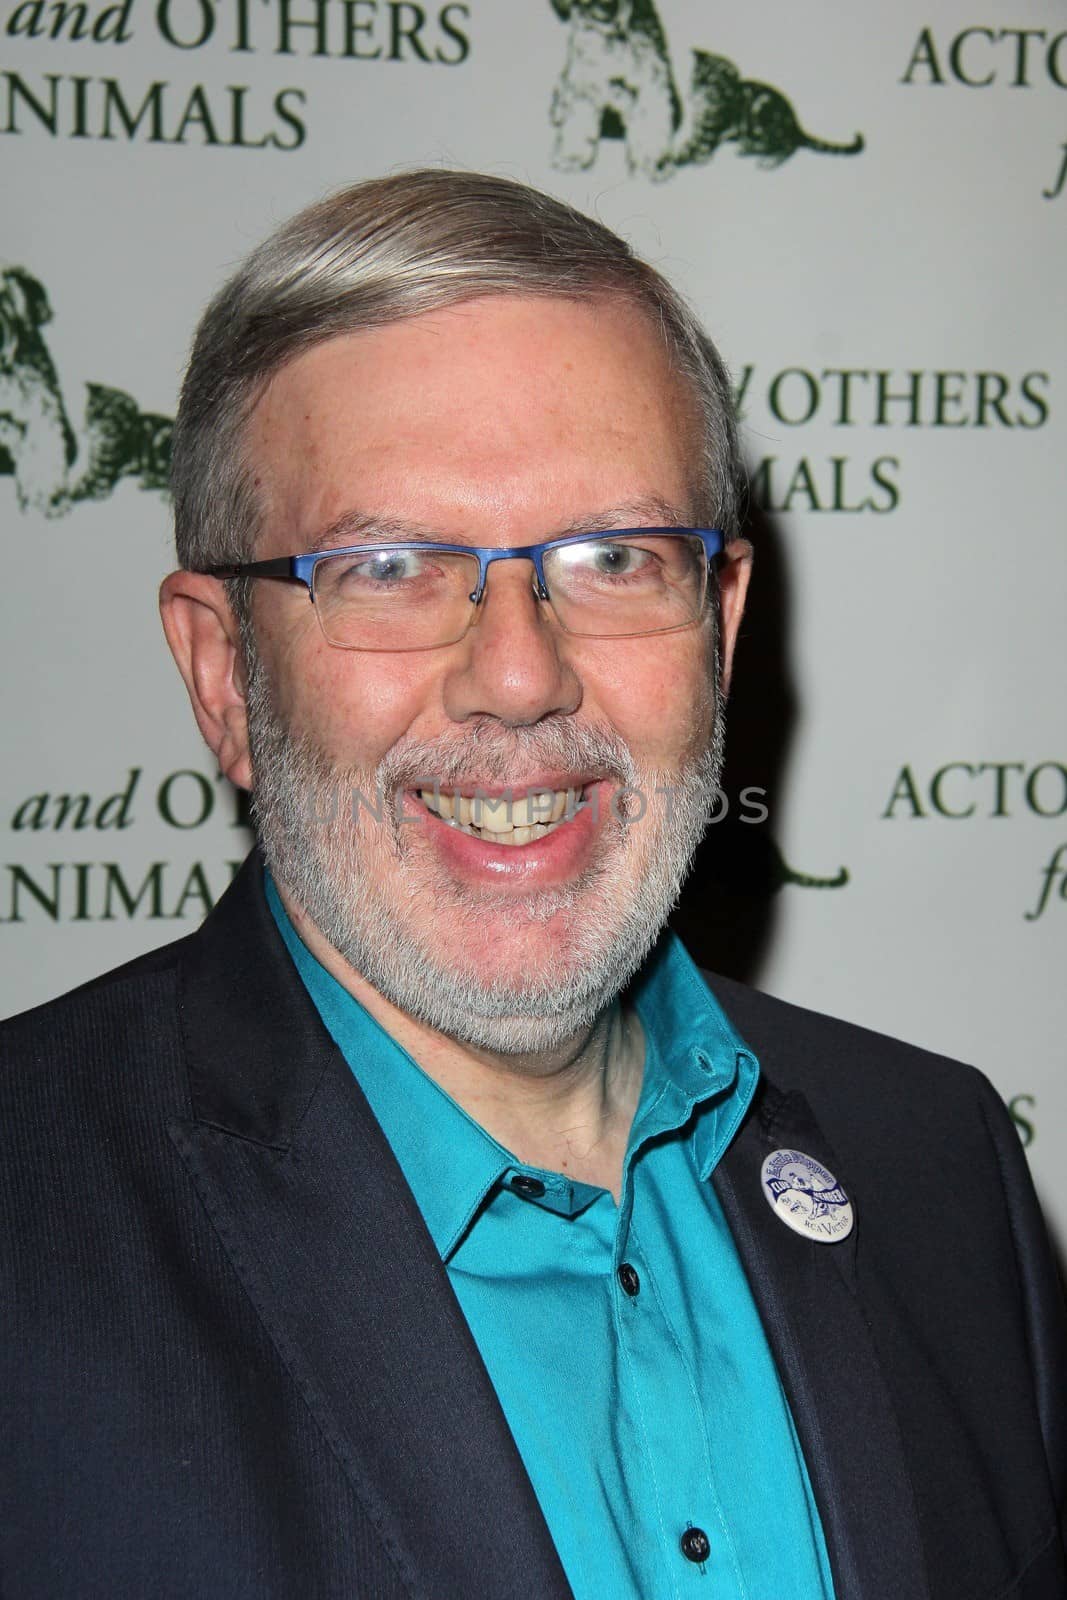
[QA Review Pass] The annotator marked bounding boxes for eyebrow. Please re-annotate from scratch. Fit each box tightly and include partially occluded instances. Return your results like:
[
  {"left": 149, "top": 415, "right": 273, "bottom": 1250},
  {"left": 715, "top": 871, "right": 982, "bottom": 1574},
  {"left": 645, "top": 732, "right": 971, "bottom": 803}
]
[{"left": 301, "top": 494, "right": 694, "bottom": 553}]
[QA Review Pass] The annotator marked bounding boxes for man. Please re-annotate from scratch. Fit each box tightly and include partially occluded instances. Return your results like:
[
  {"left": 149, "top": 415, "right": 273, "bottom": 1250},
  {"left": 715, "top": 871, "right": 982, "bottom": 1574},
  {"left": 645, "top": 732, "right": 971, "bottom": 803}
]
[{"left": 1, "top": 170, "right": 1064, "bottom": 1599}]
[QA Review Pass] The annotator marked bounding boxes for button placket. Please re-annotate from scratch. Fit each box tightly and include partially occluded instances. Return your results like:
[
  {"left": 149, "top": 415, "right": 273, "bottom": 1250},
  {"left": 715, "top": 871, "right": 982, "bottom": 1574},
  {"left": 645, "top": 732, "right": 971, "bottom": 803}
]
[{"left": 610, "top": 1201, "right": 732, "bottom": 1591}]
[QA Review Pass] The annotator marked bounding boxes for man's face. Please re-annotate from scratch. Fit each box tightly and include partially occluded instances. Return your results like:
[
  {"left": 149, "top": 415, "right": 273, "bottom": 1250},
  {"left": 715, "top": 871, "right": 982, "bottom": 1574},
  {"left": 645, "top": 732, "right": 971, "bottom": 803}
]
[{"left": 240, "top": 293, "right": 745, "bottom": 1052}]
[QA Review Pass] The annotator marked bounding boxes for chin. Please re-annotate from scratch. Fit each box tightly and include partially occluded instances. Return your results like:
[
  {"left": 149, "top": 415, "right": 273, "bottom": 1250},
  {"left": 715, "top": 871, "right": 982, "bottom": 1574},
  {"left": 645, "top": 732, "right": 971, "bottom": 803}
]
[{"left": 340, "top": 885, "right": 662, "bottom": 1056}]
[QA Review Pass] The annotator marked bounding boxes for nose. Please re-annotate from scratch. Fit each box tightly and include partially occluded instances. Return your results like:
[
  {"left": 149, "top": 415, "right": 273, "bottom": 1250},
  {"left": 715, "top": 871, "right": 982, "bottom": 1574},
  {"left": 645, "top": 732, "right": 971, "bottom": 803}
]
[{"left": 441, "top": 558, "right": 582, "bottom": 727}]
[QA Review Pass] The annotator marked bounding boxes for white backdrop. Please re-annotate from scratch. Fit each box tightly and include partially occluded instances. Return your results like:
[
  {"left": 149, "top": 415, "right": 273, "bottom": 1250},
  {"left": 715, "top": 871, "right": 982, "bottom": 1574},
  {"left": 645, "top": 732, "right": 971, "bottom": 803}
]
[{"left": 3, "top": 0, "right": 1065, "bottom": 1237}]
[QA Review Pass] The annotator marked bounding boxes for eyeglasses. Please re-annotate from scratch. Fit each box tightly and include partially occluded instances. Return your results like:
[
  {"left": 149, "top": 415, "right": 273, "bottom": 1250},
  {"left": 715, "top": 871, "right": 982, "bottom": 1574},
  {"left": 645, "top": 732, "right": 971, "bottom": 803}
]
[{"left": 205, "top": 527, "right": 724, "bottom": 653}]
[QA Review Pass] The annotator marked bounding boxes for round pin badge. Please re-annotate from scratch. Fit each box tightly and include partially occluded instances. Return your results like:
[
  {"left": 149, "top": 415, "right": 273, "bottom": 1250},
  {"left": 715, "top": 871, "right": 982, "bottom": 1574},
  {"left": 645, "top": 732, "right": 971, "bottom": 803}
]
[{"left": 760, "top": 1148, "right": 854, "bottom": 1243}]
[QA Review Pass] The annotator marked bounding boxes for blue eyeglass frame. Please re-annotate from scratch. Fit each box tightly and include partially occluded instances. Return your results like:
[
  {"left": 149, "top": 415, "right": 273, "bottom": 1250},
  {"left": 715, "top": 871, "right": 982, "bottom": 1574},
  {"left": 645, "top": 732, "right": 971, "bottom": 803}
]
[{"left": 205, "top": 526, "right": 725, "bottom": 607}]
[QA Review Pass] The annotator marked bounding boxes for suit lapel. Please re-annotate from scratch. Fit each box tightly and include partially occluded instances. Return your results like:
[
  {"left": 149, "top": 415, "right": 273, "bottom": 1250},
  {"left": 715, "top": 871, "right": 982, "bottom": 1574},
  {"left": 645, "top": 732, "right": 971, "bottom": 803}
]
[
  {"left": 713, "top": 1082, "right": 930, "bottom": 1600},
  {"left": 167, "top": 858, "right": 573, "bottom": 1600},
  {"left": 167, "top": 858, "right": 932, "bottom": 1600}
]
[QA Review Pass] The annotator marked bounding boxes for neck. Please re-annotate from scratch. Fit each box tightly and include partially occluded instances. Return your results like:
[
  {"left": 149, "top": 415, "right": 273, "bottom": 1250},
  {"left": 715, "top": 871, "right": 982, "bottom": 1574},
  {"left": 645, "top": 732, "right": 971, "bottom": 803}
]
[{"left": 280, "top": 887, "right": 645, "bottom": 1202}]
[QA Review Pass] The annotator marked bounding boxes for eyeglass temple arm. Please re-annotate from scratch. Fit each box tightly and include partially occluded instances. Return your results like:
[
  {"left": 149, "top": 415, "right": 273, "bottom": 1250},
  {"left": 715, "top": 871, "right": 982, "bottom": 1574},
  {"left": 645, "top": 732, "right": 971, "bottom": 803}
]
[{"left": 203, "top": 559, "right": 301, "bottom": 582}]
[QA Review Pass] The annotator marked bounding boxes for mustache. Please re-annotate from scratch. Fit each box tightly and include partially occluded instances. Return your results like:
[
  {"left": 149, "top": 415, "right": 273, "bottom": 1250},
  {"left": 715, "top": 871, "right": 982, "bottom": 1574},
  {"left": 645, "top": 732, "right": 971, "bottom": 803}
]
[{"left": 375, "top": 716, "right": 639, "bottom": 794}]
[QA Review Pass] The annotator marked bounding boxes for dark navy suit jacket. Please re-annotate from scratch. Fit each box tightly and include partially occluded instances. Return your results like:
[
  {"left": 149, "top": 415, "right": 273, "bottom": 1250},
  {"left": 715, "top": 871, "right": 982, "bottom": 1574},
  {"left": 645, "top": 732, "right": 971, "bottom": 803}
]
[{"left": 2, "top": 855, "right": 1065, "bottom": 1598}]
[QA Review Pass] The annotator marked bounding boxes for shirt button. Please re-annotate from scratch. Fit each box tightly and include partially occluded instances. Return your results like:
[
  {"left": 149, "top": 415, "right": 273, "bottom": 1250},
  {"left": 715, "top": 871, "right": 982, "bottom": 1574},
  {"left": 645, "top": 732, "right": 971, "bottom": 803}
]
[
  {"left": 680, "top": 1527, "right": 711, "bottom": 1564},
  {"left": 617, "top": 1262, "right": 640, "bottom": 1297},
  {"left": 510, "top": 1174, "right": 546, "bottom": 1200}
]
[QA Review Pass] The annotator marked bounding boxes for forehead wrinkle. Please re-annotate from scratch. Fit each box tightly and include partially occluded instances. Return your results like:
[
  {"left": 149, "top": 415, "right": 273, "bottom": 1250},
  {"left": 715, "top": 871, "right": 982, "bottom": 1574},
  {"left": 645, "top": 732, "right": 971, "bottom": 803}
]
[
  {"left": 301, "top": 493, "right": 695, "bottom": 554},
  {"left": 303, "top": 509, "right": 447, "bottom": 552},
  {"left": 556, "top": 494, "right": 694, "bottom": 536}
]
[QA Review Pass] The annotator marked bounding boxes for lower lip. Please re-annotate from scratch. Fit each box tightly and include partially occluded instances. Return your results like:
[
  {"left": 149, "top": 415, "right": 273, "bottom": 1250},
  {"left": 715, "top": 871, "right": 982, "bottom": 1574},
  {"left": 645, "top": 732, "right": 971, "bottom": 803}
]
[{"left": 404, "top": 782, "right": 612, "bottom": 885}]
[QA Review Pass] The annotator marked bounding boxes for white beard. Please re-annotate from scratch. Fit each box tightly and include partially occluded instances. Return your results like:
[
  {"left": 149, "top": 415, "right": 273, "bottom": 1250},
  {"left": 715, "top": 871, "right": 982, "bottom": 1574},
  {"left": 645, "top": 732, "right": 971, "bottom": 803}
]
[{"left": 245, "top": 653, "right": 725, "bottom": 1055}]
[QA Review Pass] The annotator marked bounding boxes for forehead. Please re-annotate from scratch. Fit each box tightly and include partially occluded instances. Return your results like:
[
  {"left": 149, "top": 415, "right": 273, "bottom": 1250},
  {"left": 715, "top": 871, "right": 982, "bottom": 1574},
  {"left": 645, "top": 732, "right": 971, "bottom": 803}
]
[{"left": 244, "top": 294, "right": 702, "bottom": 553}]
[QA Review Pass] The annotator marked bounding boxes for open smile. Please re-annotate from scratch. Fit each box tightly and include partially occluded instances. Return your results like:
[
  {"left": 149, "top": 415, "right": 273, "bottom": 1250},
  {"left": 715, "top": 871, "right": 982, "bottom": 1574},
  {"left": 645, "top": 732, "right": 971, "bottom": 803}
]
[
  {"left": 416, "top": 783, "right": 587, "bottom": 847},
  {"left": 404, "top": 778, "right": 614, "bottom": 883}
]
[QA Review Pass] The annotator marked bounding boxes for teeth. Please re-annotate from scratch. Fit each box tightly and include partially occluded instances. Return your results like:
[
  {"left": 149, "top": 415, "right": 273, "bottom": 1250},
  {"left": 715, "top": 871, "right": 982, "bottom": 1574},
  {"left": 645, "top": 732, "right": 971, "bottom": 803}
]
[
  {"left": 517, "top": 790, "right": 557, "bottom": 826},
  {"left": 420, "top": 784, "right": 589, "bottom": 844},
  {"left": 488, "top": 822, "right": 551, "bottom": 848},
  {"left": 473, "top": 795, "right": 515, "bottom": 833},
  {"left": 419, "top": 787, "right": 456, "bottom": 820}
]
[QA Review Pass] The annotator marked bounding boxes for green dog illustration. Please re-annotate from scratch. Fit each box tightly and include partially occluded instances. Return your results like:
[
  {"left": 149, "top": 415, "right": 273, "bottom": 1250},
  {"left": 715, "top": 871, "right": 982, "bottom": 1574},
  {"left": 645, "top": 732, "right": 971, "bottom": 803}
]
[{"left": 0, "top": 265, "right": 172, "bottom": 517}]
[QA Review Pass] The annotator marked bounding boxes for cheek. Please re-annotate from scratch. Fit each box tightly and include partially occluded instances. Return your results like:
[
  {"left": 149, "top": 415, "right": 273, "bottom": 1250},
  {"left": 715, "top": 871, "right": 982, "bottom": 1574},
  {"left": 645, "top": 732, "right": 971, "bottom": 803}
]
[
  {"left": 583, "top": 632, "right": 717, "bottom": 767},
  {"left": 261, "top": 622, "right": 446, "bottom": 765}
]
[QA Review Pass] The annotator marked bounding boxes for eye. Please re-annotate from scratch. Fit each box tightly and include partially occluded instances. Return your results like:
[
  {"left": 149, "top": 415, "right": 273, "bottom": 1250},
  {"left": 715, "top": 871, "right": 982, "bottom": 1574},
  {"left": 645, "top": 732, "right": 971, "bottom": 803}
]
[
  {"left": 557, "top": 539, "right": 662, "bottom": 586},
  {"left": 322, "top": 548, "right": 436, "bottom": 589},
  {"left": 586, "top": 541, "right": 654, "bottom": 576},
  {"left": 354, "top": 550, "right": 427, "bottom": 583}
]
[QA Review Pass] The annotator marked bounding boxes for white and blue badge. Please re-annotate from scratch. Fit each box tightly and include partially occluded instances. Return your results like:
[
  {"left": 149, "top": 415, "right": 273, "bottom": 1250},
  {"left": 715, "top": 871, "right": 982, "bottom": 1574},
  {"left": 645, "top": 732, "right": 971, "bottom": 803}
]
[{"left": 761, "top": 1148, "right": 854, "bottom": 1243}]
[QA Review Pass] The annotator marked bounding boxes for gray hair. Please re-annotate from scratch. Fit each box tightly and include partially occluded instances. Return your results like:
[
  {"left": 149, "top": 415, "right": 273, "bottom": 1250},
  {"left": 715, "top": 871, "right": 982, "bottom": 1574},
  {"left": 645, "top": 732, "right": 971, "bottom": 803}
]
[{"left": 170, "top": 168, "right": 743, "bottom": 576}]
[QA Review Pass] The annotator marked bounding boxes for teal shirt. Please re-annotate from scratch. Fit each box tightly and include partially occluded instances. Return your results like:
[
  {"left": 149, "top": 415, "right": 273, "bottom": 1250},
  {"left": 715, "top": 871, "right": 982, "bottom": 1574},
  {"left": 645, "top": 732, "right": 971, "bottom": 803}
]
[{"left": 268, "top": 879, "right": 835, "bottom": 1600}]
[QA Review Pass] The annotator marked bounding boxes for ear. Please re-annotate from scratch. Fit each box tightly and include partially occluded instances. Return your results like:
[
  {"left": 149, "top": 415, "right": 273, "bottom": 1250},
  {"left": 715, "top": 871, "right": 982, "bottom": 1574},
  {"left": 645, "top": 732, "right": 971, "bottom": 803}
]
[
  {"left": 5, "top": 268, "right": 53, "bottom": 329},
  {"left": 716, "top": 537, "right": 753, "bottom": 698},
  {"left": 159, "top": 570, "right": 253, "bottom": 791}
]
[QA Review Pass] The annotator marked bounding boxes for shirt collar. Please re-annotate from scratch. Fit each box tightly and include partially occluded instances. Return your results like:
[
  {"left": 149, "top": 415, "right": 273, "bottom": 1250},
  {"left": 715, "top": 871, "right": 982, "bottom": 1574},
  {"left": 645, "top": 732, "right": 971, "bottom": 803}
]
[
  {"left": 266, "top": 875, "right": 758, "bottom": 1257},
  {"left": 627, "top": 933, "right": 759, "bottom": 1182}
]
